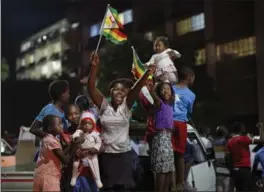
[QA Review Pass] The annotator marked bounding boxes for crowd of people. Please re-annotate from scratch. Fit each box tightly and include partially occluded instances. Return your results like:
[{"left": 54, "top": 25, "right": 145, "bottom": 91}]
[{"left": 29, "top": 36, "right": 197, "bottom": 192}]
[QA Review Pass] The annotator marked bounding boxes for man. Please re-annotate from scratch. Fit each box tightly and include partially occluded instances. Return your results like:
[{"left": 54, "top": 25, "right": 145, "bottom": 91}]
[{"left": 226, "top": 122, "right": 264, "bottom": 191}]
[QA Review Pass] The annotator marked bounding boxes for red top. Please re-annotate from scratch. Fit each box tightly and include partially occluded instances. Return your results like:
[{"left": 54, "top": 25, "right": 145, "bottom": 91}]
[{"left": 226, "top": 135, "right": 252, "bottom": 168}]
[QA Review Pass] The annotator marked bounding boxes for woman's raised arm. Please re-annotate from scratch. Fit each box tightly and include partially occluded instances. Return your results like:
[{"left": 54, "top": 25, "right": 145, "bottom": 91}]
[
  {"left": 86, "top": 52, "right": 104, "bottom": 109},
  {"left": 126, "top": 65, "right": 156, "bottom": 109}
]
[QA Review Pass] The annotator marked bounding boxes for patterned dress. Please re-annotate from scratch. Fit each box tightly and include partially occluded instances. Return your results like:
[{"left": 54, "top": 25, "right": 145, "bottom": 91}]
[{"left": 150, "top": 100, "right": 175, "bottom": 173}]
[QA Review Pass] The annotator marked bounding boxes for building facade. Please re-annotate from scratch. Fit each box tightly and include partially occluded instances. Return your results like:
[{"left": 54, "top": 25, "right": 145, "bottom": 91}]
[{"left": 16, "top": 19, "right": 81, "bottom": 80}]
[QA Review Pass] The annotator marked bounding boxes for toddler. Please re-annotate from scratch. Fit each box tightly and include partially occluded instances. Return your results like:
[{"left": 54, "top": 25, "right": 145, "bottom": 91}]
[
  {"left": 70, "top": 111, "right": 103, "bottom": 188},
  {"left": 145, "top": 36, "right": 181, "bottom": 84}
]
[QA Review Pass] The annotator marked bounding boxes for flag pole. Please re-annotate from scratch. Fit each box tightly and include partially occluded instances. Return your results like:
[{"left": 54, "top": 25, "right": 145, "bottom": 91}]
[{"left": 95, "top": 4, "right": 110, "bottom": 53}]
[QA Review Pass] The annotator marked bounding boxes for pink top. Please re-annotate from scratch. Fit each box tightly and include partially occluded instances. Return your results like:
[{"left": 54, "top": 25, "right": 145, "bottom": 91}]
[{"left": 35, "top": 134, "right": 62, "bottom": 178}]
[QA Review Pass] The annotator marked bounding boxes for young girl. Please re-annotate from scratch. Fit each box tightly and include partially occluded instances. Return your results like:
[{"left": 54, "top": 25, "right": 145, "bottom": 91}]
[
  {"left": 70, "top": 111, "right": 102, "bottom": 188},
  {"left": 150, "top": 82, "right": 175, "bottom": 192},
  {"left": 33, "top": 115, "right": 79, "bottom": 192},
  {"left": 145, "top": 36, "right": 181, "bottom": 84}
]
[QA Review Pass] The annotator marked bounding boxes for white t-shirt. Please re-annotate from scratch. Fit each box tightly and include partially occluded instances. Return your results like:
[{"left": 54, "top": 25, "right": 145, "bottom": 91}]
[
  {"left": 99, "top": 98, "right": 131, "bottom": 153},
  {"left": 145, "top": 48, "right": 181, "bottom": 76}
]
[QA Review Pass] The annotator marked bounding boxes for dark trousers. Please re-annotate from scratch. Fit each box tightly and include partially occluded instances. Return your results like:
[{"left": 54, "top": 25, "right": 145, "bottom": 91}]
[{"left": 232, "top": 167, "right": 253, "bottom": 192}]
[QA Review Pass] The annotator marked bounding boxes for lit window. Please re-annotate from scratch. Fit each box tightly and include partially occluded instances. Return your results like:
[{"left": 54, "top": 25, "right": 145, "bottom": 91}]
[
  {"left": 90, "top": 23, "right": 101, "bottom": 37},
  {"left": 145, "top": 32, "right": 154, "bottom": 41},
  {"left": 53, "top": 43, "right": 61, "bottom": 53},
  {"left": 29, "top": 55, "right": 35, "bottom": 63},
  {"left": 21, "top": 59, "right": 26, "bottom": 66},
  {"left": 216, "top": 36, "right": 256, "bottom": 61},
  {"left": 21, "top": 41, "right": 31, "bottom": 52},
  {"left": 216, "top": 46, "right": 220, "bottom": 61},
  {"left": 195, "top": 48, "right": 206, "bottom": 66},
  {"left": 71, "top": 22, "right": 79, "bottom": 29},
  {"left": 177, "top": 13, "right": 205, "bottom": 36}
]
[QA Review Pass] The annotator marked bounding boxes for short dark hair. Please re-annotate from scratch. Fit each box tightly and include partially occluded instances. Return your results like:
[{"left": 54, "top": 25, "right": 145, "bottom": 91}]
[
  {"left": 155, "top": 36, "right": 170, "bottom": 48},
  {"left": 178, "top": 66, "right": 195, "bottom": 81},
  {"left": 156, "top": 82, "right": 174, "bottom": 104},
  {"left": 232, "top": 122, "right": 245, "bottom": 134},
  {"left": 48, "top": 80, "right": 69, "bottom": 101},
  {"left": 108, "top": 78, "right": 134, "bottom": 92},
  {"left": 75, "top": 95, "right": 89, "bottom": 112},
  {"left": 65, "top": 103, "right": 80, "bottom": 117},
  {"left": 42, "top": 115, "right": 58, "bottom": 132}
]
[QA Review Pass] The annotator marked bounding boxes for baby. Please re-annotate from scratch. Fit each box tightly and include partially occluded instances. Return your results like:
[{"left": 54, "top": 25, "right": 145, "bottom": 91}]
[
  {"left": 70, "top": 111, "right": 103, "bottom": 188},
  {"left": 145, "top": 36, "right": 181, "bottom": 84}
]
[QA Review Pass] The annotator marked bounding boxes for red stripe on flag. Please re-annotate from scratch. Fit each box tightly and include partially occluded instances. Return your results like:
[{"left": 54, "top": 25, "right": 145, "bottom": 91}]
[{"left": 111, "top": 29, "right": 127, "bottom": 38}]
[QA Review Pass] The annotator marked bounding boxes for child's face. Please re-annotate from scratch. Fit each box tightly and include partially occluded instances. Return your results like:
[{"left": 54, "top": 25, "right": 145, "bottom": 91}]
[
  {"left": 51, "top": 117, "right": 63, "bottom": 134},
  {"left": 67, "top": 106, "right": 80, "bottom": 126},
  {"left": 80, "top": 119, "right": 94, "bottom": 133},
  {"left": 154, "top": 40, "right": 166, "bottom": 53},
  {"left": 160, "top": 83, "right": 172, "bottom": 101}
]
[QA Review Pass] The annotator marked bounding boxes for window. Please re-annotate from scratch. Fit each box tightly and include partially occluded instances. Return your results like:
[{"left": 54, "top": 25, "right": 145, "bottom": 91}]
[
  {"left": 53, "top": 42, "right": 61, "bottom": 53},
  {"left": 20, "top": 41, "right": 31, "bottom": 52},
  {"left": 177, "top": 13, "right": 205, "bottom": 36},
  {"left": 216, "top": 36, "right": 256, "bottom": 61},
  {"left": 119, "top": 9, "right": 133, "bottom": 25},
  {"left": 90, "top": 23, "right": 101, "bottom": 37},
  {"left": 195, "top": 48, "right": 206, "bottom": 65}
]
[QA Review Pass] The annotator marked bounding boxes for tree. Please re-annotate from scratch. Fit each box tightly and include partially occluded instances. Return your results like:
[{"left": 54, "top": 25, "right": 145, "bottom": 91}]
[{"left": 1, "top": 58, "right": 9, "bottom": 81}]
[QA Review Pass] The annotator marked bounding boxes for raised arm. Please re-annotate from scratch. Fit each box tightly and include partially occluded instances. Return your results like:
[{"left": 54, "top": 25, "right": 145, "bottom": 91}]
[
  {"left": 149, "top": 82, "right": 161, "bottom": 108},
  {"left": 253, "top": 123, "right": 264, "bottom": 144},
  {"left": 87, "top": 52, "right": 104, "bottom": 109},
  {"left": 126, "top": 65, "right": 156, "bottom": 109}
]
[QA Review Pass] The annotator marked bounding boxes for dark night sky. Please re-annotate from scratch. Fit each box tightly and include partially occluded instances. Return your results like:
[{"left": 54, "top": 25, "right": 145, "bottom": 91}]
[{"left": 2, "top": 0, "right": 68, "bottom": 75}]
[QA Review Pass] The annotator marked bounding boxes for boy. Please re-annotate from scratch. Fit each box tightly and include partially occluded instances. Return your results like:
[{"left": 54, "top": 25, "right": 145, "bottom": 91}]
[
  {"left": 30, "top": 80, "right": 70, "bottom": 138},
  {"left": 171, "top": 67, "right": 196, "bottom": 191}
]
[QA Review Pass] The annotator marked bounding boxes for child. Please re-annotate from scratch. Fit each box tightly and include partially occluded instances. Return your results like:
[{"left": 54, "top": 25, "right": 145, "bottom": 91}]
[
  {"left": 150, "top": 82, "right": 175, "bottom": 192},
  {"left": 171, "top": 67, "right": 196, "bottom": 191},
  {"left": 70, "top": 111, "right": 102, "bottom": 188},
  {"left": 145, "top": 36, "right": 181, "bottom": 84},
  {"left": 33, "top": 115, "right": 79, "bottom": 192},
  {"left": 30, "top": 80, "right": 70, "bottom": 138}
]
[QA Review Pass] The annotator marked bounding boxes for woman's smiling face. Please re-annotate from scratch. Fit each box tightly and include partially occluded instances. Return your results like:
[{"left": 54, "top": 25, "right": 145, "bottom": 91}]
[{"left": 110, "top": 83, "right": 126, "bottom": 105}]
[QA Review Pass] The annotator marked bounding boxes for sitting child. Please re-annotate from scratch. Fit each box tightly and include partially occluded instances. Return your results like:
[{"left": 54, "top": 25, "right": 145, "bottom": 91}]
[
  {"left": 145, "top": 36, "right": 181, "bottom": 84},
  {"left": 70, "top": 111, "right": 103, "bottom": 188}
]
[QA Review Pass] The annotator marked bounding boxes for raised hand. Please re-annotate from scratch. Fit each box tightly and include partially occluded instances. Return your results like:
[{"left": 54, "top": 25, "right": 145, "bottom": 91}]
[
  {"left": 90, "top": 52, "right": 100, "bottom": 66},
  {"left": 147, "top": 64, "right": 156, "bottom": 75}
]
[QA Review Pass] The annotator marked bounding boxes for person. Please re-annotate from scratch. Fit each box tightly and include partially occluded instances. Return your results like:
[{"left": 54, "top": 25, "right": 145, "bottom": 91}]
[
  {"left": 171, "top": 66, "right": 196, "bottom": 191},
  {"left": 144, "top": 36, "right": 181, "bottom": 84},
  {"left": 60, "top": 104, "right": 81, "bottom": 192},
  {"left": 226, "top": 122, "right": 264, "bottom": 192},
  {"left": 87, "top": 51, "right": 156, "bottom": 191},
  {"left": 75, "top": 95, "right": 99, "bottom": 120},
  {"left": 62, "top": 104, "right": 99, "bottom": 192},
  {"left": 33, "top": 115, "right": 80, "bottom": 192},
  {"left": 30, "top": 80, "right": 70, "bottom": 138},
  {"left": 149, "top": 82, "right": 175, "bottom": 192},
  {"left": 30, "top": 80, "right": 70, "bottom": 163},
  {"left": 71, "top": 111, "right": 102, "bottom": 188}
]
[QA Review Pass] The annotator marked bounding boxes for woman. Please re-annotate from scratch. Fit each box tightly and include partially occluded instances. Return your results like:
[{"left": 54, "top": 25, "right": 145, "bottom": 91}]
[{"left": 87, "top": 52, "right": 155, "bottom": 190}]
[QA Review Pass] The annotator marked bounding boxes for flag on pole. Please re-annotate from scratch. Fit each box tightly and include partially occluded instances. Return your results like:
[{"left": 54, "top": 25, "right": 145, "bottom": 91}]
[
  {"left": 101, "top": 5, "right": 127, "bottom": 44},
  {"left": 131, "top": 46, "right": 152, "bottom": 80}
]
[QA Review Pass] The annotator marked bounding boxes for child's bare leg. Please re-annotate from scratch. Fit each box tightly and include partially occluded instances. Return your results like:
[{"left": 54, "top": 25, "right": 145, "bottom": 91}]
[
  {"left": 88, "top": 155, "right": 103, "bottom": 188},
  {"left": 163, "top": 172, "right": 172, "bottom": 192},
  {"left": 70, "top": 160, "right": 80, "bottom": 186},
  {"left": 175, "top": 153, "right": 185, "bottom": 192},
  {"left": 156, "top": 173, "right": 166, "bottom": 192}
]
